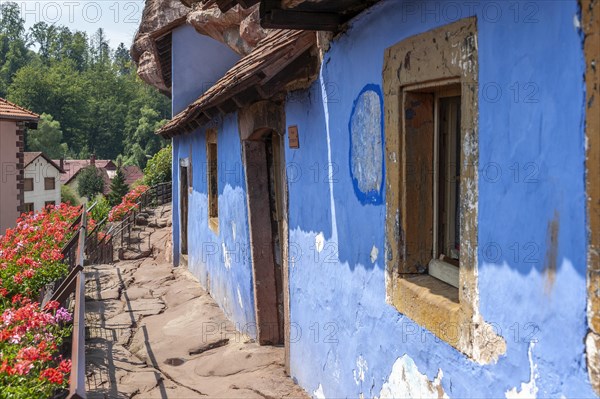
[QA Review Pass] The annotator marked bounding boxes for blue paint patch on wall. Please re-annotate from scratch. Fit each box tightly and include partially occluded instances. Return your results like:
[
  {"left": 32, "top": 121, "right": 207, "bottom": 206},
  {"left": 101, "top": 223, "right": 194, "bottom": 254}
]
[{"left": 348, "top": 84, "right": 384, "bottom": 205}]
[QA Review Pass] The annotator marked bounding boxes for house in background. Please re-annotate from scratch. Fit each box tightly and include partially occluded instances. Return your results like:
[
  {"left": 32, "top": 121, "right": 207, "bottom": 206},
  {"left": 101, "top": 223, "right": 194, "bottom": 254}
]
[
  {"left": 0, "top": 98, "right": 38, "bottom": 234},
  {"left": 23, "top": 152, "right": 64, "bottom": 213},
  {"left": 56, "top": 155, "right": 116, "bottom": 197},
  {"left": 122, "top": 165, "right": 144, "bottom": 187},
  {"left": 56, "top": 156, "right": 144, "bottom": 201},
  {"left": 133, "top": 0, "right": 600, "bottom": 397}
]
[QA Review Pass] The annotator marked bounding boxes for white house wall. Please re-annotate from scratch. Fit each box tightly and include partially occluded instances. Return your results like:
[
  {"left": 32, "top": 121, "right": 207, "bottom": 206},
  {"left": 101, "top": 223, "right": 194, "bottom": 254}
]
[{"left": 24, "top": 157, "right": 61, "bottom": 212}]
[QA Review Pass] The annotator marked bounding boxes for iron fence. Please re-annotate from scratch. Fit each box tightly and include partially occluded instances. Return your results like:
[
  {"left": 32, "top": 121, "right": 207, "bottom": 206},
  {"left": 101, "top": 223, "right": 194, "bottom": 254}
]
[{"left": 42, "top": 181, "right": 172, "bottom": 398}]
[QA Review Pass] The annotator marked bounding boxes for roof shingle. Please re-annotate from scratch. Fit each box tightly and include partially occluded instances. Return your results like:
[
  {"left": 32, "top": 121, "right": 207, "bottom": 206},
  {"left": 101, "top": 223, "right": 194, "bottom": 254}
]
[
  {"left": 24, "top": 152, "right": 64, "bottom": 173},
  {"left": 0, "top": 98, "right": 39, "bottom": 122},
  {"left": 53, "top": 159, "right": 116, "bottom": 184}
]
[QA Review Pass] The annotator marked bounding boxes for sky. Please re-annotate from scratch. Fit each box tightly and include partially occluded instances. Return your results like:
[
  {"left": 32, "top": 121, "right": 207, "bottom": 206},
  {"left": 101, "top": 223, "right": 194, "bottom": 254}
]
[{"left": 5, "top": 0, "right": 145, "bottom": 49}]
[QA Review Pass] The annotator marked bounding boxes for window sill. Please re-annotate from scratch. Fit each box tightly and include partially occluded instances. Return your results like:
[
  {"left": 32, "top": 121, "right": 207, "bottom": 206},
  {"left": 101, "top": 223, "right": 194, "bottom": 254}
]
[
  {"left": 392, "top": 274, "right": 461, "bottom": 347},
  {"left": 428, "top": 258, "right": 459, "bottom": 288}
]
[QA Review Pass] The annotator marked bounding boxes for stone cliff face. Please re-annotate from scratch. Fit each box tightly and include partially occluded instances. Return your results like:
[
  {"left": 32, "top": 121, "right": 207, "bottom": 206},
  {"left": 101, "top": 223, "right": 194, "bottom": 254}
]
[
  {"left": 187, "top": 5, "right": 269, "bottom": 55},
  {"left": 131, "top": 0, "right": 189, "bottom": 94},
  {"left": 131, "top": 0, "right": 270, "bottom": 95}
]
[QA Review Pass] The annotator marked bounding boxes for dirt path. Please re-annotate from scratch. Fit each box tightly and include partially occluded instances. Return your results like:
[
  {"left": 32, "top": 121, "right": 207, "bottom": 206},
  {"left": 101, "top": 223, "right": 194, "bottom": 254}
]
[{"left": 84, "top": 204, "right": 308, "bottom": 398}]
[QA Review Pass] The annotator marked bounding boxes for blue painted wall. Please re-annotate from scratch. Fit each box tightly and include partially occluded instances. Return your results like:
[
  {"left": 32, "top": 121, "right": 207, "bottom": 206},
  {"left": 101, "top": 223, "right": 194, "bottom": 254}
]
[
  {"left": 171, "top": 25, "right": 255, "bottom": 332},
  {"left": 172, "top": 24, "right": 240, "bottom": 115},
  {"left": 283, "top": 0, "right": 594, "bottom": 397},
  {"left": 171, "top": 116, "right": 257, "bottom": 333}
]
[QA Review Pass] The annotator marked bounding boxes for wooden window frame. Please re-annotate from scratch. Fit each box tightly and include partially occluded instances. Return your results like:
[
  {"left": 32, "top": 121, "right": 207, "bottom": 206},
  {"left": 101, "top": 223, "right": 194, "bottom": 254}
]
[
  {"left": 583, "top": 0, "right": 600, "bottom": 393},
  {"left": 206, "top": 129, "right": 219, "bottom": 233},
  {"left": 384, "top": 17, "right": 505, "bottom": 363},
  {"left": 23, "top": 178, "right": 34, "bottom": 192},
  {"left": 44, "top": 177, "right": 55, "bottom": 191}
]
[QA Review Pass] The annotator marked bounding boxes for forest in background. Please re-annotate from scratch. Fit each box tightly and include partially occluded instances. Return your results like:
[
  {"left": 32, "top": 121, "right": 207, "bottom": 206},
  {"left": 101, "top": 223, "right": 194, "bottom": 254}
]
[{"left": 0, "top": 2, "right": 171, "bottom": 168}]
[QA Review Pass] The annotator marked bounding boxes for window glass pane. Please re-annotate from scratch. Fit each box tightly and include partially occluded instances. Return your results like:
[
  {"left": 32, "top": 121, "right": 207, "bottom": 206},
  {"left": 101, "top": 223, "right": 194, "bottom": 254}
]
[
  {"left": 24, "top": 178, "right": 34, "bottom": 191},
  {"left": 438, "top": 96, "right": 461, "bottom": 261},
  {"left": 44, "top": 177, "right": 55, "bottom": 190}
]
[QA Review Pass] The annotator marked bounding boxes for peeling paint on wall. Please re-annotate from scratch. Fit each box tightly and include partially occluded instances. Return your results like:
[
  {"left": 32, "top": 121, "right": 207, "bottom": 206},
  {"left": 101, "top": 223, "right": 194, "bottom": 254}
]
[
  {"left": 505, "top": 343, "right": 539, "bottom": 399},
  {"left": 315, "top": 232, "right": 325, "bottom": 253},
  {"left": 379, "top": 355, "right": 447, "bottom": 399},
  {"left": 370, "top": 246, "right": 378, "bottom": 264},
  {"left": 313, "top": 383, "right": 325, "bottom": 399},
  {"left": 353, "top": 355, "right": 368, "bottom": 385},
  {"left": 237, "top": 285, "right": 243, "bottom": 309},
  {"left": 222, "top": 242, "right": 232, "bottom": 269}
]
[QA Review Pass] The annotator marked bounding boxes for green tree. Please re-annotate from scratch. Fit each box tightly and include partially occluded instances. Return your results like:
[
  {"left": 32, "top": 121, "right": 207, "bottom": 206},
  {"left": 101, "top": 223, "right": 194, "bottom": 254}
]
[
  {"left": 108, "top": 167, "right": 129, "bottom": 206},
  {"left": 0, "top": 2, "right": 29, "bottom": 96},
  {"left": 0, "top": 2, "right": 25, "bottom": 39},
  {"left": 28, "top": 22, "right": 56, "bottom": 61},
  {"left": 61, "top": 185, "right": 79, "bottom": 206},
  {"left": 26, "top": 113, "right": 68, "bottom": 158},
  {"left": 144, "top": 144, "right": 172, "bottom": 186},
  {"left": 1, "top": 7, "right": 171, "bottom": 160},
  {"left": 90, "top": 194, "right": 111, "bottom": 221},
  {"left": 77, "top": 166, "right": 104, "bottom": 200},
  {"left": 123, "top": 106, "right": 168, "bottom": 168},
  {"left": 114, "top": 43, "right": 131, "bottom": 75},
  {"left": 8, "top": 60, "right": 88, "bottom": 151}
]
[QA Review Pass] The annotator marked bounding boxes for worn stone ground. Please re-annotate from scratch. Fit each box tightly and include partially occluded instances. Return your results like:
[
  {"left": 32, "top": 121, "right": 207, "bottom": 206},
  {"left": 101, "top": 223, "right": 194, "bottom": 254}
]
[{"left": 84, "top": 204, "right": 308, "bottom": 399}]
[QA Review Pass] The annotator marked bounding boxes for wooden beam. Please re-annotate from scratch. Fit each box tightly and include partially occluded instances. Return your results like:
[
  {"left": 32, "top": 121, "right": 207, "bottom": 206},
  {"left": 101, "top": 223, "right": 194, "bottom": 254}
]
[
  {"left": 216, "top": 104, "right": 228, "bottom": 115},
  {"left": 232, "top": 96, "right": 245, "bottom": 108},
  {"left": 261, "top": 8, "right": 343, "bottom": 31},
  {"left": 255, "top": 85, "right": 270, "bottom": 99},
  {"left": 260, "top": 49, "right": 318, "bottom": 95}
]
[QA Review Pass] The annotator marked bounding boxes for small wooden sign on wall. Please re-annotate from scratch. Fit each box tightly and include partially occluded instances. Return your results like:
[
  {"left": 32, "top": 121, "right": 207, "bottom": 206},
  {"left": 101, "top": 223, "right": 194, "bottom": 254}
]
[{"left": 288, "top": 125, "right": 299, "bottom": 149}]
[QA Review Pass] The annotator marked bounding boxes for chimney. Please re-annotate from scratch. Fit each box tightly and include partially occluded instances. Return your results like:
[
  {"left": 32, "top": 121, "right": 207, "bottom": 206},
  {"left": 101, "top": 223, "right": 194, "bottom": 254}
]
[
  {"left": 59, "top": 158, "right": 64, "bottom": 171},
  {"left": 90, "top": 154, "right": 96, "bottom": 166}
]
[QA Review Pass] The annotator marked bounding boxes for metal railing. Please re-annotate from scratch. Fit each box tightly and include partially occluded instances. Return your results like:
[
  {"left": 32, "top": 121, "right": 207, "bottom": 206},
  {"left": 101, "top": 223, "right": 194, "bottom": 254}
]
[
  {"left": 41, "top": 204, "right": 89, "bottom": 399},
  {"left": 85, "top": 217, "right": 112, "bottom": 265},
  {"left": 68, "top": 209, "right": 87, "bottom": 399},
  {"left": 99, "top": 182, "right": 172, "bottom": 258},
  {"left": 43, "top": 182, "right": 172, "bottom": 398}
]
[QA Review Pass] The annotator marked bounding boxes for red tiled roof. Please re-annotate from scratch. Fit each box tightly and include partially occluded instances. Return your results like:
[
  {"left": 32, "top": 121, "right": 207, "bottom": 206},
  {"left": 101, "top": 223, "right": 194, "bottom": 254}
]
[
  {"left": 53, "top": 159, "right": 116, "bottom": 184},
  {"left": 24, "top": 152, "right": 64, "bottom": 173},
  {"left": 123, "top": 166, "right": 144, "bottom": 186},
  {"left": 0, "top": 98, "right": 39, "bottom": 122}
]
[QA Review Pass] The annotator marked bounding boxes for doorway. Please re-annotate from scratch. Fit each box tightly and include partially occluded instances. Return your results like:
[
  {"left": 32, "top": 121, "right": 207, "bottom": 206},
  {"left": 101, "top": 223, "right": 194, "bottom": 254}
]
[
  {"left": 179, "top": 163, "right": 189, "bottom": 256},
  {"left": 243, "top": 130, "right": 287, "bottom": 346}
]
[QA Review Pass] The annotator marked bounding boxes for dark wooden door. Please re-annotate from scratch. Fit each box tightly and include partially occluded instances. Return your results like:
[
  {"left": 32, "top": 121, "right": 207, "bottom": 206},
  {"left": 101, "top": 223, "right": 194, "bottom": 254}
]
[{"left": 180, "top": 165, "right": 189, "bottom": 255}]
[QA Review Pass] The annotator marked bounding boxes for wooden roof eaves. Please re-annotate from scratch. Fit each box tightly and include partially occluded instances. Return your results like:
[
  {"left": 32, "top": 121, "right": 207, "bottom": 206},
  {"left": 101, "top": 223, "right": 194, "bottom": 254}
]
[{"left": 157, "top": 30, "right": 316, "bottom": 138}]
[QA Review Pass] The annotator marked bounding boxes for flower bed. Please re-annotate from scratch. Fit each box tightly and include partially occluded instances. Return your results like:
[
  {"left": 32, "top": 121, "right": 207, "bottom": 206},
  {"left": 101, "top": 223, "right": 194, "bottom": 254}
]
[
  {"left": 108, "top": 185, "right": 149, "bottom": 222},
  {"left": 0, "top": 204, "right": 89, "bottom": 398}
]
